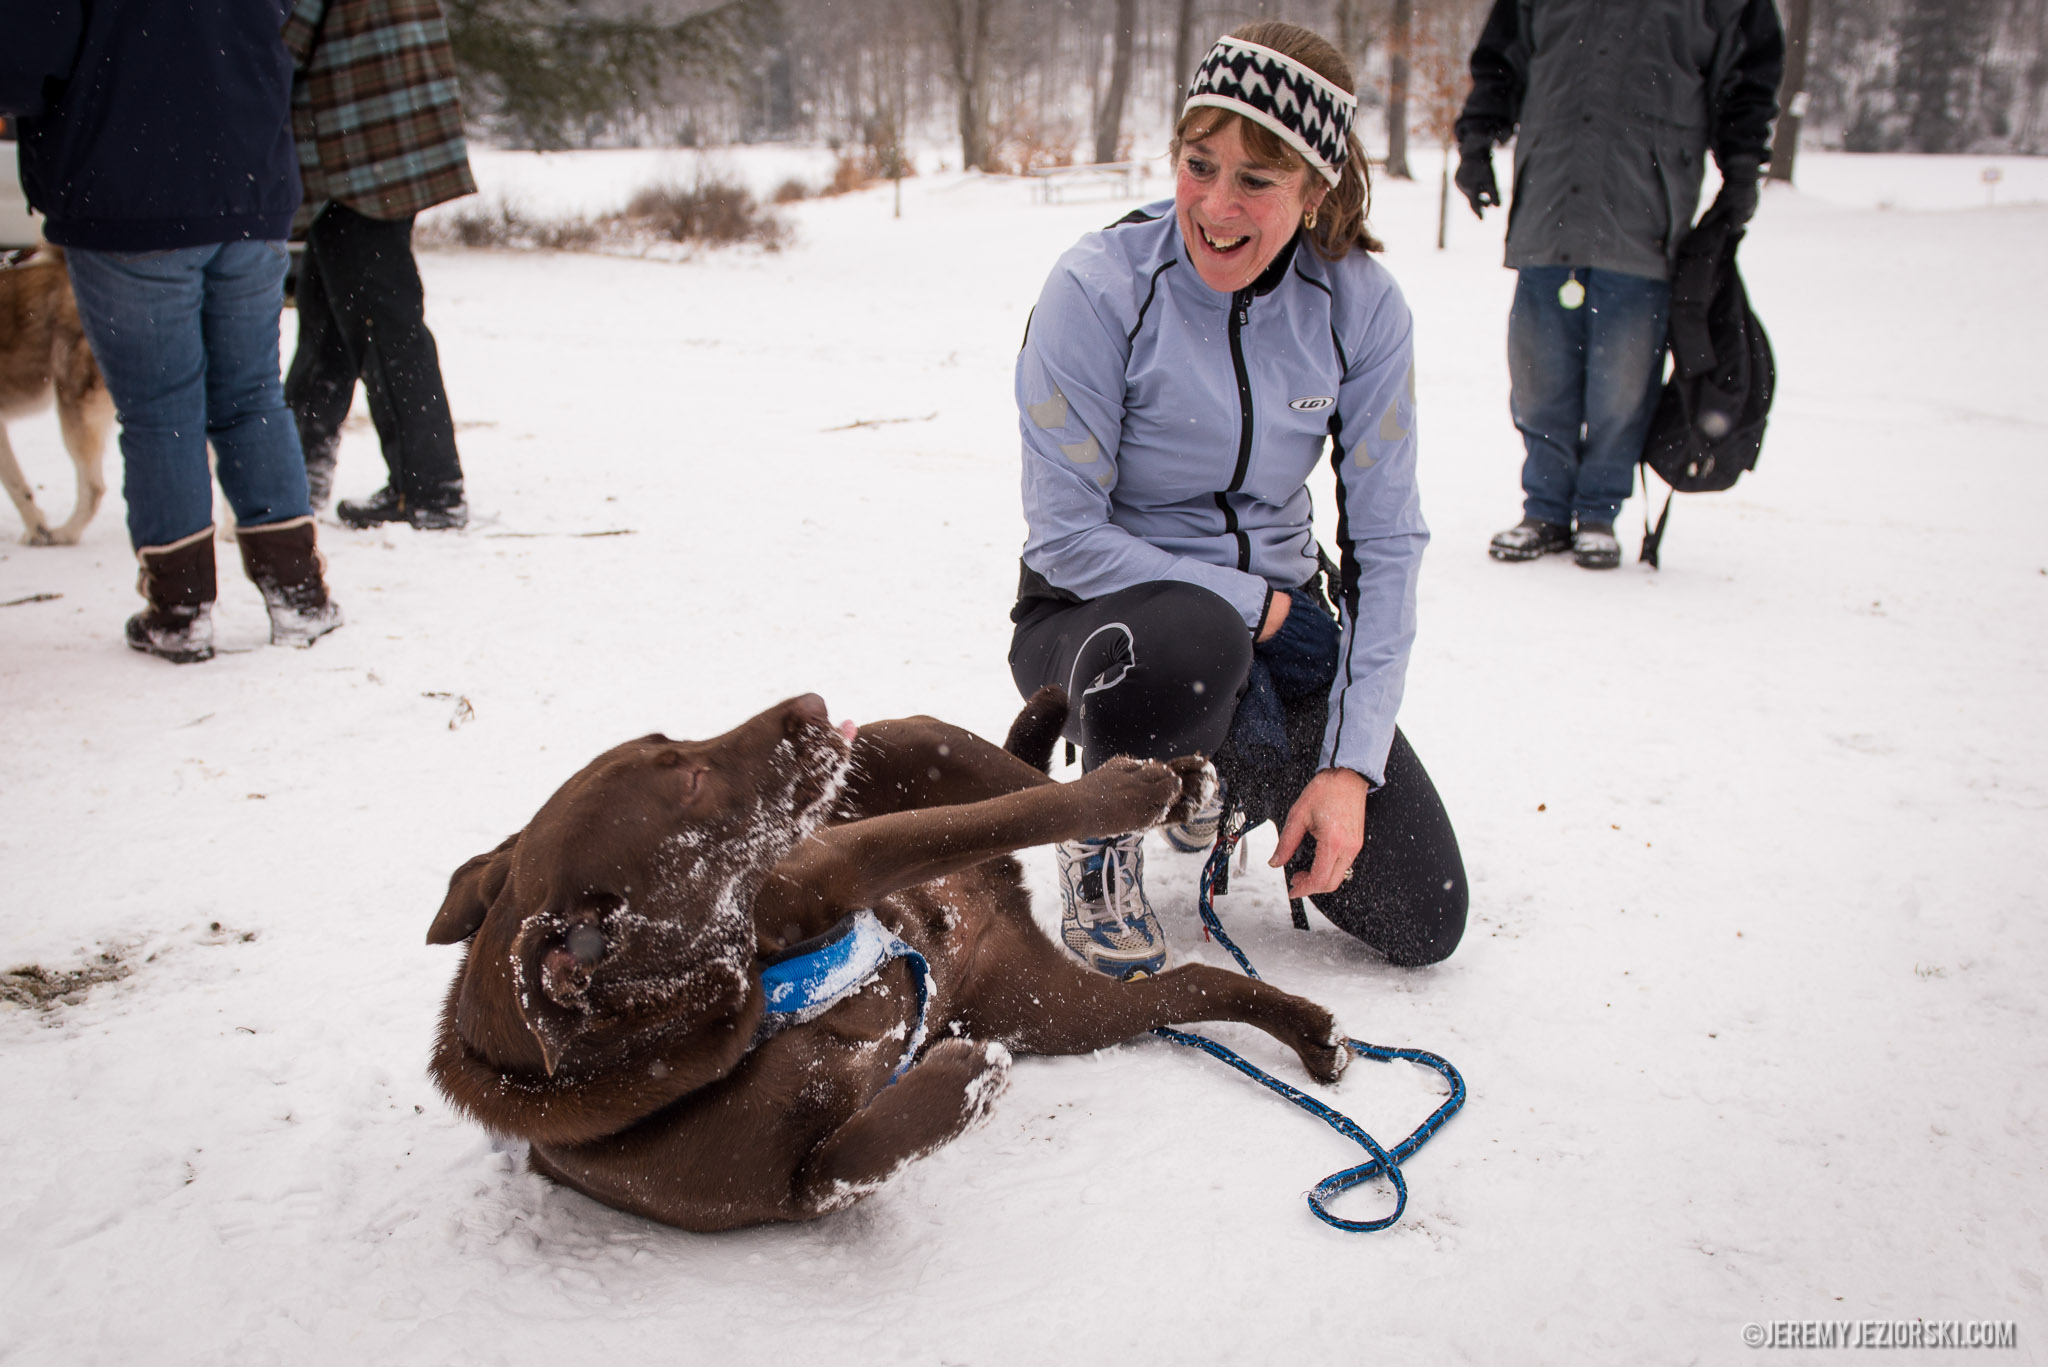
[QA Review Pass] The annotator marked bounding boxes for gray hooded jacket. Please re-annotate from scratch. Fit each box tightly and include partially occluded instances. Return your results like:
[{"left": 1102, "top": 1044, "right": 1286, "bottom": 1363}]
[{"left": 1455, "top": 0, "right": 1785, "bottom": 280}]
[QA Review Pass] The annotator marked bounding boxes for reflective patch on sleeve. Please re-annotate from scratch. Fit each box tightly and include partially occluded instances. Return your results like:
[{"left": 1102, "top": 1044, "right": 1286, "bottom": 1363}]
[
  {"left": 1029, "top": 387, "right": 1070, "bottom": 429},
  {"left": 1060, "top": 433, "right": 1101, "bottom": 464},
  {"left": 1377, "top": 401, "right": 1408, "bottom": 444},
  {"left": 1097, "top": 472, "right": 1114, "bottom": 488}
]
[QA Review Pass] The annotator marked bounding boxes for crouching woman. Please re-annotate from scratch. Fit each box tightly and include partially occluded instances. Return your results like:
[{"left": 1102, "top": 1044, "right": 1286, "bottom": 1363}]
[{"left": 1008, "top": 20, "right": 1465, "bottom": 978}]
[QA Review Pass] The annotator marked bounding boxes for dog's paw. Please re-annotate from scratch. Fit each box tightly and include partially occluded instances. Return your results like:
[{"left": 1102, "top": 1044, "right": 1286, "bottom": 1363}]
[
  {"left": 1078, "top": 756, "right": 1183, "bottom": 830},
  {"left": 1161, "top": 757, "right": 1218, "bottom": 827},
  {"left": 1292, "top": 1012, "right": 1350, "bottom": 1085}
]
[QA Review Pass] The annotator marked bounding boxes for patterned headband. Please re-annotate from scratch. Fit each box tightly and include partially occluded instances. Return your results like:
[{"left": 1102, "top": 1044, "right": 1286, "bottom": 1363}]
[{"left": 1183, "top": 36, "right": 1357, "bottom": 187}]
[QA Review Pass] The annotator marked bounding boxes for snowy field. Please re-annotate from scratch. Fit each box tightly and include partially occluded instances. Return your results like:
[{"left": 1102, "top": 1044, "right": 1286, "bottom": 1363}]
[{"left": 2, "top": 149, "right": 2044, "bottom": 1364}]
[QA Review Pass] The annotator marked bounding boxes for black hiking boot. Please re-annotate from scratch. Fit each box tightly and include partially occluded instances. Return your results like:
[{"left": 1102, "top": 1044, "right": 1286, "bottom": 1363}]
[
  {"left": 1488, "top": 516, "right": 1572, "bottom": 562},
  {"left": 337, "top": 484, "right": 468, "bottom": 531},
  {"left": 1572, "top": 520, "right": 1621, "bottom": 570}
]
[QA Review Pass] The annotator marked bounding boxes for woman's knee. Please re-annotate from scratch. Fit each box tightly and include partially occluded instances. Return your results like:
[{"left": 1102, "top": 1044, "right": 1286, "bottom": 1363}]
[
  {"left": 1110, "top": 581, "right": 1253, "bottom": 689},
  {"left": 1312, "top": 876, "right": 1467, "bottom": 967},
  {"left": 1015, "top": 581, "right": 1253, "bottom": 764}
]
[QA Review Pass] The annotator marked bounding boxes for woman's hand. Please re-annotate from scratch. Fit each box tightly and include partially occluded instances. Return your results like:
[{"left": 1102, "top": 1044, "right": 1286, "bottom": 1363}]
[
  {"left": 1270, "top": 767, "right": 1368, "bottom": 898},
  {"left": 1256, "top": 589, "right": 1291, "bottom": 642}
]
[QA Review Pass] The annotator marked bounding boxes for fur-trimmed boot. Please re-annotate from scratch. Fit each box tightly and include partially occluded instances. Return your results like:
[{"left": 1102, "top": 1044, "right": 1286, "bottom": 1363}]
[
  {"left": 128, "top": 526, "right": 218, "bottom": 664},
  {"left": 237, "top": 515, "right": 343, "bottom": 648}
]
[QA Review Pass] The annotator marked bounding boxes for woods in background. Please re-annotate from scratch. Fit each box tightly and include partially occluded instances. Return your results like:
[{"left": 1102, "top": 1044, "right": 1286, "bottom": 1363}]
[{"left": 442, "top": 0, "right": 2048, "bottom": 165}]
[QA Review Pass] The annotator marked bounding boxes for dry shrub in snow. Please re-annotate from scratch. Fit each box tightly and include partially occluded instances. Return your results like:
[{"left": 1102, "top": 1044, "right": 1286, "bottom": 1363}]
[
  {"left": 623, "top": 177, "right": 786, "bottom": 249},
  {"left": 419, "top": 177, "right": 788, "bottom": 255},
  {"left": 986, "top": 109, "right": 1078, "bottom": 175},
  {"left": 771, "top": 177, "right": 811, "bottom": 204}
]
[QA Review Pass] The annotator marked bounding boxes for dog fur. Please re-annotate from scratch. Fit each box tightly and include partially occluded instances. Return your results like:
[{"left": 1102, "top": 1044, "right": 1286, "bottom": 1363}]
[
  {"left": 0, "top": 245, "right": 111, "bottom": 546},
  {"left": 426, "top": 687, "right": 1348, "bottom": 1231}
]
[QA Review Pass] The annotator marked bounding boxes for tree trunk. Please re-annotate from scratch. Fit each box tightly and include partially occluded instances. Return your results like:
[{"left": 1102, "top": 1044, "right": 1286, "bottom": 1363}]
[
  {"left": 1386, "top": 0, "right": 1413, "bottom": 178},
  {"left": 932, "top": 0, "right": 994, "bottom": 171},
  {"left": 1171, "top": 0, "right": 1199, "bottom": 118},
  {"left": 1768, "top": 0, "right": 1814, "bottom": 181},
  {"left": 1094, "top": 0, "right": 1138, "bottom": 162},
  {"left": 1335, "top": 0, "right": 1374, "bottom": 94}
]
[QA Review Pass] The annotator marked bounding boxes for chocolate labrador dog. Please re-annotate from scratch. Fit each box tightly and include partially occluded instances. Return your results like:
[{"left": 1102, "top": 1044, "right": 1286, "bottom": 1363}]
[{"left": 426, "top": 686, "right": 1346, "bottom": 1231}]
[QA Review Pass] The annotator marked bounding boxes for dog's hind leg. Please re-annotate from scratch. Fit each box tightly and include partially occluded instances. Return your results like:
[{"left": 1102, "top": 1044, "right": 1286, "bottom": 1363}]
[
  {"left": 956, "top": 934, "right": 1348, "bottom": 1084},
  {"left": 46, "top": 383, "right": 111, "bottom": 546},
  {"left": 794, "top": 1038, "right": 1011, "bottom": 1215},
  {"left": 0, "top": 424, "right": 56, "bottom": 546}
]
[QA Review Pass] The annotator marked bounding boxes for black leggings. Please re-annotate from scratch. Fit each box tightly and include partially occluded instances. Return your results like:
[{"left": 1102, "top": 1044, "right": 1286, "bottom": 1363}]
[{"left": 1010, "top": 580, "right": 1466, "bottom": 966}]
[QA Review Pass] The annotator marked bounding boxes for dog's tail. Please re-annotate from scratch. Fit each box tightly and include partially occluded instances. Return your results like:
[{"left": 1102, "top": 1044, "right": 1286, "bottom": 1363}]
[{"left": 1002, "top": 685, "right": 1069, "bottom": 774}]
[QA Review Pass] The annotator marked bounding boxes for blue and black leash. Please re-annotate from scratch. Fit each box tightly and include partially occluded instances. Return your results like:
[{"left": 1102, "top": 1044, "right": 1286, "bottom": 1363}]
[{"left": 1151, "top": 813, "right": 1467, "bottom": 1233}]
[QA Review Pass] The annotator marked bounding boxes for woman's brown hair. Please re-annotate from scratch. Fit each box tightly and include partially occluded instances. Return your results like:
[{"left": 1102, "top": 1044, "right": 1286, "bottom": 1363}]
[{"left": 1170, "top": 19, "right": 1381, "bottom": 257}]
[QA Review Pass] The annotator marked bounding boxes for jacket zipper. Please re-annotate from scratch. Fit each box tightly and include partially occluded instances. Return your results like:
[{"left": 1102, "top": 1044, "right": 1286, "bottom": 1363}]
[{"left": 1219, "top": 287, "right": 1255, "bottom": 571}]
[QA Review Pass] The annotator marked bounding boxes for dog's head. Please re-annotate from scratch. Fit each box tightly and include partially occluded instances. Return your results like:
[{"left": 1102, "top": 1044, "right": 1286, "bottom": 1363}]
[{"left": 428, "top": 694, "right": 855, "bottom": 1077}]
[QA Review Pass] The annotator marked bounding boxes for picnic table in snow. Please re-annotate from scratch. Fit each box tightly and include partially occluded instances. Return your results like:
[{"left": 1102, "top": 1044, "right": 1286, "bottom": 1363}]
[{"left": 1026, "top": 160, "right": 1153, "bottom": 205}]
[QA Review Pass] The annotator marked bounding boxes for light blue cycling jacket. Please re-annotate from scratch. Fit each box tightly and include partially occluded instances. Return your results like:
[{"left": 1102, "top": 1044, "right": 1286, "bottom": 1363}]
[{"left": 1016, "top": 203, "right": 1427, "bottom": 786}]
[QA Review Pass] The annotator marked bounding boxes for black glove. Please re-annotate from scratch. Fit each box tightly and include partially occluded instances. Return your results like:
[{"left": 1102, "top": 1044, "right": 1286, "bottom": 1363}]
[
  {"left": 1454, "top": 139, "right": 1500, "bottom": 217},
  {"left": 1710, "top": 156, "right": 1761, "bottom": 226}
]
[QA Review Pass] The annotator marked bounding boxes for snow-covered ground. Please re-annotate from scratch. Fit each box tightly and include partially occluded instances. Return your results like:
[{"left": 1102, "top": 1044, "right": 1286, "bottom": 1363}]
[{"left": 2, "top": 150, "right": 2043, "bottom": 1364}]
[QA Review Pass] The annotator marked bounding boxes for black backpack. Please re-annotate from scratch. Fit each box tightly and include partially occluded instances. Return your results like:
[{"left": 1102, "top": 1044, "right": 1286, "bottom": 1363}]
[{"left": 1638, "top": 203, "right": 1775, "bottom": 567}]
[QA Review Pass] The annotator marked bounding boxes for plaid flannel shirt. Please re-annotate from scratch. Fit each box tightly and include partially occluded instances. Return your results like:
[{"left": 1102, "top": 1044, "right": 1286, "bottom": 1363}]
[{"left": 284, "top": 0, "right": 476, "bottom": 221}]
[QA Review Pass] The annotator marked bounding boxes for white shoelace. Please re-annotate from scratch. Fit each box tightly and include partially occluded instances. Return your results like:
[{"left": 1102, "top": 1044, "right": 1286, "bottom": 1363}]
[{"left": 1077, "top": 835, "right": 1143, "bottom": 930}]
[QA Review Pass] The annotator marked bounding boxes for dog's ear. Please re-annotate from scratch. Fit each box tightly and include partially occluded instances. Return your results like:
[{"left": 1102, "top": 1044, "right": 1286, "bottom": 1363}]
[
  {"left": 507, "top": 911, "right": 578, "bottom": 1076},
  {"left": 427, "top": 832, "right": 521, "bottom": 945}
]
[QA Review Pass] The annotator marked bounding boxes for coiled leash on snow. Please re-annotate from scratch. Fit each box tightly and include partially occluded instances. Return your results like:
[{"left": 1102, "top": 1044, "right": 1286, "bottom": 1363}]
[{"left": 1151, "top": 812, "right": 1466, "bottom": 1233}]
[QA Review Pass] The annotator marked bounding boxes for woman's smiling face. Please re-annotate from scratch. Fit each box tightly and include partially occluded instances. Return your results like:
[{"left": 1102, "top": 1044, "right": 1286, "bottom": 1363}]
[{"left": 1174, "top": 118, "right": 1325, "bottom": 294}]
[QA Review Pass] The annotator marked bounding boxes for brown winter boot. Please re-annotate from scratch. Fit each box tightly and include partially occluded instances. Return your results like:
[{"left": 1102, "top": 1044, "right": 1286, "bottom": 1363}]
[
  {"left": 237, "top": 515, "right": 344, "bottom": 648},
  {"left": 128, "top": 525, "right": 218, "bottom": 664}
]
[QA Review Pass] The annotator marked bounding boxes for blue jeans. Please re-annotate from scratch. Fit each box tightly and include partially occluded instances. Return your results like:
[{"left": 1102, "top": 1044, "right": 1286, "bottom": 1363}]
[
  {"left": 65, "top": 241, "right": 311, "bottom": 550},
  {"left": 1508, "top": 266, "right": 1671, "bottom": 527}
]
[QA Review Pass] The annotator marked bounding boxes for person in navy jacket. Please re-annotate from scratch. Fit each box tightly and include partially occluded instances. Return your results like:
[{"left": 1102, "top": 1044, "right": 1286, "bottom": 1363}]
[
  {"left": 2, "top": 0, "right": 341, "bottom": 662},
  {"left": 1010, "top": 21, "right": 1465, "bottom": 978}
]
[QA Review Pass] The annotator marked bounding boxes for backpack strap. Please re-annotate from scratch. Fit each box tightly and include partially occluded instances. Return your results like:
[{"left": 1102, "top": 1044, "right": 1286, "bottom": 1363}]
[{"left": 1638, "top": 464, "right": 1674, "bottom": 568}]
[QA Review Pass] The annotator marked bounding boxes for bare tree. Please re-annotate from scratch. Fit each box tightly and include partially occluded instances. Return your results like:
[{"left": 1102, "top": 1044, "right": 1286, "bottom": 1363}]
[
  {"left": 1094, "top": 0, "right": 1139, "bottom": 161},
  {"left": 930, "top": 0, "right": 996, "bottom": 170},
  {"left": 1385, "top": 0, "right": 1413, "bottom": 178},
  {"left": 1769, "top": 0, "right": 1815, "bottom": 180},
  {"left": 1334, "top": 0, "right": 1378, "bottom": 101},
  {"left": 1411, "top": 0, "right": 1489, "bottom": 244}
]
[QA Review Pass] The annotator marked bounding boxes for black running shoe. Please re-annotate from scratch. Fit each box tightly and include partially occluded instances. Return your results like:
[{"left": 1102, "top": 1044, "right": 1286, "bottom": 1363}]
[{"left": 1488, "top": 516, "right": 1572, "bottom": 562}]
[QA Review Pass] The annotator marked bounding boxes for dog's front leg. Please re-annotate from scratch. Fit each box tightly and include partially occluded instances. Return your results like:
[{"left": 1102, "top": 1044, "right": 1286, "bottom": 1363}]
[
  {"left": 763, "top": 755, "right": 1208, "bottom": 927},
  {"left": 794, "top": 1038, "right": 1011, "bottom": 1215}
]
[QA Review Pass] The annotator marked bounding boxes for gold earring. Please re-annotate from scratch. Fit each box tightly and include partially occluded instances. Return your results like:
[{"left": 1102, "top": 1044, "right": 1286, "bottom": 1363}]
[{"left": 1304, "top": 205, "right": 1319, "bottom": 231}]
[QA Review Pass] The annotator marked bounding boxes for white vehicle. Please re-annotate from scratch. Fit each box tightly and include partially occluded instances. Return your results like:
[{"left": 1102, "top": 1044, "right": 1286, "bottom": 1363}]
[{"left": 1, "top": 118, "right": 46, "bottom": 247}]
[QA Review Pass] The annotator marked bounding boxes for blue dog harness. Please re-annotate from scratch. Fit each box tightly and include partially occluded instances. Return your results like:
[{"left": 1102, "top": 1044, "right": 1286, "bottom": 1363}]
[{"left": 756, "top": 910, "right": 932, "bottom": 1083}]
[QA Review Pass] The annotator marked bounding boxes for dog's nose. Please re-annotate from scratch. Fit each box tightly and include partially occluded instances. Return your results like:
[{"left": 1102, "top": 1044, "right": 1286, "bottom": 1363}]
[{"left": 787, "top": 693, "right": 829, "bottom": 732}]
